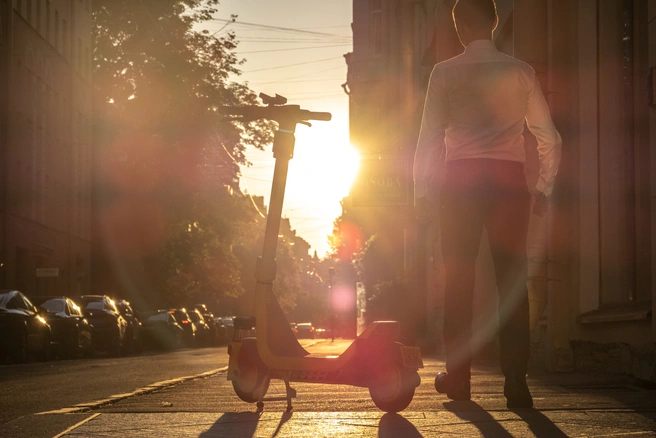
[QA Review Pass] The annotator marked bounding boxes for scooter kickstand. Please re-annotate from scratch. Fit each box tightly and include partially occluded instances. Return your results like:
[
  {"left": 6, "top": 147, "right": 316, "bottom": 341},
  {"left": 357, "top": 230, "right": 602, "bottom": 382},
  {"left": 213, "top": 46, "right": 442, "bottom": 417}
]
[{"left": 284, "top": 379, "right": 296, "bottom": 412}]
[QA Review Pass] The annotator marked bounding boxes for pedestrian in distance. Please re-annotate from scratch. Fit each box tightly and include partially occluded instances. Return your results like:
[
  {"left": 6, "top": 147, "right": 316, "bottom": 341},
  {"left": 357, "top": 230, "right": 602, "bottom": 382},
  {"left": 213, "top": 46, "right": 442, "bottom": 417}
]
[{"left": 413, "top": 0, "right": 562, "bottom": 409}]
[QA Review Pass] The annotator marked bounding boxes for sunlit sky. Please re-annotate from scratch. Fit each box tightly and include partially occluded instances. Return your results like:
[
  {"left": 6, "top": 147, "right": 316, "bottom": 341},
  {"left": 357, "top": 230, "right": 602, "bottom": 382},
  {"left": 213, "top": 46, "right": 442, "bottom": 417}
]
[{"left": 206, "top": 0, "right": 357, "bottom": 257}]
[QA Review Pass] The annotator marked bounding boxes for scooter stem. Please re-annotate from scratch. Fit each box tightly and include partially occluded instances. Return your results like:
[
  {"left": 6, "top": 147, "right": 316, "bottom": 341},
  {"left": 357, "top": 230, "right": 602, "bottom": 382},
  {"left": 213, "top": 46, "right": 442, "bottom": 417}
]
[{"left": 258, "top": 126, "right": 296, "bottom": 279}]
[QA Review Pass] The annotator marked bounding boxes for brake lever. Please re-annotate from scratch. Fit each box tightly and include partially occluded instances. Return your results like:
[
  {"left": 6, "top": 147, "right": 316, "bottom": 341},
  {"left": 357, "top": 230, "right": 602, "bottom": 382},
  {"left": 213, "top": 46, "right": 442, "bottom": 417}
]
[{"left": 299, "top": 121, "right": 311, "bottom": 127}]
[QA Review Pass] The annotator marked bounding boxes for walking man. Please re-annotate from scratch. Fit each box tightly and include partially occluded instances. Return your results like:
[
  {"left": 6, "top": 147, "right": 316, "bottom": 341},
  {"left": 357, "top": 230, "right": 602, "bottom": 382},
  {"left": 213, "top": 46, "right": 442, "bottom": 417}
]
[{"left": 413, "top": 0, "right": 562, "bottom": 408}]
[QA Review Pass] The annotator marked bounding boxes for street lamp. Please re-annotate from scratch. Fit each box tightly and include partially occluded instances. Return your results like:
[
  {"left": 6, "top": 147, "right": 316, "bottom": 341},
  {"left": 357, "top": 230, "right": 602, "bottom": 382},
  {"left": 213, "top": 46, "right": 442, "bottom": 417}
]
[{"left": 328, "top": 267, "right": 335, "bottom": 342}]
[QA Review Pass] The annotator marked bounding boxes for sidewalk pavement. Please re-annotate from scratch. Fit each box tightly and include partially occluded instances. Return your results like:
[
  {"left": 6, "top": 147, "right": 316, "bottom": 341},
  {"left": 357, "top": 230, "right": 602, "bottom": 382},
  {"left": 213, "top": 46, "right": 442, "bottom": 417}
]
[{"left": 21, "top": 340, "right": 656, "bottom": 436}]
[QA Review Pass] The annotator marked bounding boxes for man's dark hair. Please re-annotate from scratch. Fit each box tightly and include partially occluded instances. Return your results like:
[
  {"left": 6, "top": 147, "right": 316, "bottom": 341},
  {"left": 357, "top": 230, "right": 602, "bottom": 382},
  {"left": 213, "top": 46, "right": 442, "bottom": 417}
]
[{"left": 452, "top": 0, "right": 497, "bottom": 30}]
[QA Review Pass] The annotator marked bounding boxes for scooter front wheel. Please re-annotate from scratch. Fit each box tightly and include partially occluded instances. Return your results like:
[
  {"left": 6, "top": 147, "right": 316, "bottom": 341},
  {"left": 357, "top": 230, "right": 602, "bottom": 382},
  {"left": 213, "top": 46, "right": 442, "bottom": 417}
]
[
  {"left": 232, "top": 338, "right": 270, "bottom": 403},
  {"left": 368, "top": 361, "right": 418, "bottom": 413}
]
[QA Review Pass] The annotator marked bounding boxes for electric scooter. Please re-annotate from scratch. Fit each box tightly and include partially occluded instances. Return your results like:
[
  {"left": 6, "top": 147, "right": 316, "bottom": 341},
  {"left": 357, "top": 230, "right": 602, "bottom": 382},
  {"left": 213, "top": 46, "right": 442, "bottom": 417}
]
[{"left": 220, "top": 93, "right": 423, "bottom": 413}]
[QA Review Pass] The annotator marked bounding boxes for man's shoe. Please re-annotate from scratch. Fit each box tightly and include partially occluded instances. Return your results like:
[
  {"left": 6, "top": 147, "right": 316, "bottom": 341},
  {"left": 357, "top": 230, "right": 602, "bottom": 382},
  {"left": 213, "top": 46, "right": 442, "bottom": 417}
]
[
  {"left": 435, "top": 372, "right": 471, "bottom": 401},
  {"left": 504, "top": 374, "right": 533, "bottom": 409}
]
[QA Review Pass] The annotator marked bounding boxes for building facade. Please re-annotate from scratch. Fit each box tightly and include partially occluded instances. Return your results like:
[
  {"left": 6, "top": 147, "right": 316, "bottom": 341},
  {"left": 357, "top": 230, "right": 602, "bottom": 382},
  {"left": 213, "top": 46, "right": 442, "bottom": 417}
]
[
  {"left": 0, "top": 0, "right": 93, "bottom": 297},
  {"left": 347, "top": 0, "right": 656, "bottom": 382}
]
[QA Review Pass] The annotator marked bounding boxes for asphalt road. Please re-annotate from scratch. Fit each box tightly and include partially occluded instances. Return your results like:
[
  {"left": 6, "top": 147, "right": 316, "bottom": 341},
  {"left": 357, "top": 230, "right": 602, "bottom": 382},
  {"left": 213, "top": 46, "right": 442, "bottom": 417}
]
[{"left": 0, "top": 345, "right": 230, "bottom": 425}]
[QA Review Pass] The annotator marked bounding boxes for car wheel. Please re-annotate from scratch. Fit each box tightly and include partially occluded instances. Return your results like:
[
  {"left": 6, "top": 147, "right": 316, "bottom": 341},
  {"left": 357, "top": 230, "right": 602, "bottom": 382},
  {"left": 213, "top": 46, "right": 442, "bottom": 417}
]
[
  {"left": 66, "top": 329, "right": 81, "bottom": 359},
  {"left": 11, "top": 331, "right": 28, "bottom": 364},
  {"left": 174, "top": 332, "right": 183, "bottom": 350},
  {"left": 38, "top": 332, "right": 51, "bottom": 362},
  {"left": 108, "top": 333, "right": 121, "bottom": 357},
  {"left": 134, "top": 337, "right": 143, "bottom": 355},
  {"left": 124, "top": 333, "right": 134, "bottom": 356}
]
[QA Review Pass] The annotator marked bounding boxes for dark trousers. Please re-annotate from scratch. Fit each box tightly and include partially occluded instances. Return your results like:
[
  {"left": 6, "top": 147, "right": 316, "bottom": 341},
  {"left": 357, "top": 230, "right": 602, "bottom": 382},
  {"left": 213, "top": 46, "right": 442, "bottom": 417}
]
[{"left": 439, "top": 159, "right": 531, "bottom": 380}]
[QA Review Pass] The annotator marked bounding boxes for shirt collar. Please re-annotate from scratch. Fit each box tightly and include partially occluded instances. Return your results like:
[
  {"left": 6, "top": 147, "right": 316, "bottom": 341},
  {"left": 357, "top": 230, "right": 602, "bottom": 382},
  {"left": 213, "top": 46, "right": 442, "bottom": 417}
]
[{"left": 464, "top": 39, "right": 497, "bottom": 53}]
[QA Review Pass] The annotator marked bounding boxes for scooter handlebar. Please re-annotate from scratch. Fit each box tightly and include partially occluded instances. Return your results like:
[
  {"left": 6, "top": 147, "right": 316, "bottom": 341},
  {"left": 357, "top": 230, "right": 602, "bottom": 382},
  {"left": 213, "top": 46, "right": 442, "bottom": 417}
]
[
  {"left": 220, "top": 105, "right": 331, "bottom": 123},
  {"left": 305, "top": 111, "right": 332, "bottom": 121}
]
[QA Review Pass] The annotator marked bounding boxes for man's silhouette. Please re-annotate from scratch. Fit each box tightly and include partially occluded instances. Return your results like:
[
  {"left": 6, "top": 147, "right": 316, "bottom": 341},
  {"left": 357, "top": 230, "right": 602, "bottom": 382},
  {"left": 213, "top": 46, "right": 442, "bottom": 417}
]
[{"left": 413, "top": 0, "right": 562, "bottom": 409}]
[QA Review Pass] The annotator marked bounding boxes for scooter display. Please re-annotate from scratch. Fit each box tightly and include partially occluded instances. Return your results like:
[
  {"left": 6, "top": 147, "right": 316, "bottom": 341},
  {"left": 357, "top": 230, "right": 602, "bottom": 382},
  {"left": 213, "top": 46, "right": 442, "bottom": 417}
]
[{"left": 220, "top": 93, "right": 423, "bottom": 413}]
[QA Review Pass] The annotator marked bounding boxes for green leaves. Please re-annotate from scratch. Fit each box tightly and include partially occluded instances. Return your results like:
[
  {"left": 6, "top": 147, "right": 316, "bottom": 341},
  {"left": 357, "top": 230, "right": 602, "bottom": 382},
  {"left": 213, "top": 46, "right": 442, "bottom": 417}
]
[{"left": 92, "top": 0, "right": 279, "bottom": 309}]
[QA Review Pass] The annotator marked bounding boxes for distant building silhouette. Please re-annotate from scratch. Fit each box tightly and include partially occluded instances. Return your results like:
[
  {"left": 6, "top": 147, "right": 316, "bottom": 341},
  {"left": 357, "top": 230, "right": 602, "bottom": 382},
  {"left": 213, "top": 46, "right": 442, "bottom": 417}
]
[{"left": 0, "top": 1, "right": 93, "bottom": 297}]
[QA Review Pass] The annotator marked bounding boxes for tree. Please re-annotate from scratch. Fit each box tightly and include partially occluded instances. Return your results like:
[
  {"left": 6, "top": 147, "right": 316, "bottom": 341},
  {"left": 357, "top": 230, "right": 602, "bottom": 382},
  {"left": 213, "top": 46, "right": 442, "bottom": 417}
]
[{"left": 91, "top": 0, "right": 278, "bottom": 308}]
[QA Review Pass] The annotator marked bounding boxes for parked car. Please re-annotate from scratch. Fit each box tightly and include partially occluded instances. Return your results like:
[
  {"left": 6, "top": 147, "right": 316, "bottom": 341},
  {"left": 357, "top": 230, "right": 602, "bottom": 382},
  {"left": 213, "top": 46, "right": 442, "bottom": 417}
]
[
  {"left": 30, "top": 296, "right": 93, "bottom": 359},
  {"left": 294, "top": 322, "right": 316, "bottom": 339},
  {"left": 188, "top": 309, "right": 211, "bottom": 347},
  {"left": 0, "top": 290, "right": 51, "bottom": 363},
  {"left": 217, "top": 316, "right": 235, "bottom": 342},
  {"left": 77, "top": 295, "right": 128, "bottom": 357},
  {"left": 213, "top": 317, "right": 227, "bottom": 345},
  {"left": 141, "top": 311, "right": 184, "bottom": 350},
  {"left": 115, "top": 300, "right": 143, "bottom": 354},
  {"left": 193, "top": 304, "right": 219, "bottom": 346},
  {"left": 168, "top": 309, "right": 196, "bottom": 347}
]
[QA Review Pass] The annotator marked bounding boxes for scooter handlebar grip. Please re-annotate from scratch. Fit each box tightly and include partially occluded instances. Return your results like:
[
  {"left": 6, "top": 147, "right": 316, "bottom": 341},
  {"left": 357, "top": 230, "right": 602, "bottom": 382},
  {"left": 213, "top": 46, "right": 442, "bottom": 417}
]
[{"left": 307, "top": 111, "right": 332, "bottom": 121}]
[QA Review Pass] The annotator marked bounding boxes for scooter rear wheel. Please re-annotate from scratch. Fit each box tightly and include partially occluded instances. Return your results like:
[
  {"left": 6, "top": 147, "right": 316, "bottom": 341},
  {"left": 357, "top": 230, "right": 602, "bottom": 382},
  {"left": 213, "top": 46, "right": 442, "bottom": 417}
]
[
  {"left": 368, "top": 361, "right": 417, "bottom": 413},
  {"left": 232, "top": 338, "right": 270, "bottom": 403}
]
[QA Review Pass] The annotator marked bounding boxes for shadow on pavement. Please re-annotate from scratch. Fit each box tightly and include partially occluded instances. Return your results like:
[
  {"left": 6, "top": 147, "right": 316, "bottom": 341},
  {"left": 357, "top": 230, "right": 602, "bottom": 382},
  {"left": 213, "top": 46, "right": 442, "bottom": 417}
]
[
  {"left": 444, "top": 401, "right": 569, "bottom": 438},
  {"left": 511, "top": 408, "right": 568, "bottom": 438},
  {"left": 379, "top": 413, "right": 422, "bottom": 438},
  {"left": 271, "top": 411, "right": 293, "bottom": 438},
  {"left": 199, "top": 412, "right": 260, "bottom": 438},
  {"left": 444, "top": 401, "right": 513, "bottom": 437}
]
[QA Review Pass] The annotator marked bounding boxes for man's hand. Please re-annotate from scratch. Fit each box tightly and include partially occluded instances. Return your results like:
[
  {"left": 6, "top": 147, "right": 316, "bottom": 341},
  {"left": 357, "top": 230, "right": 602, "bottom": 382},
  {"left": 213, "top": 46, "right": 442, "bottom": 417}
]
[
  {"left": 415, "top": 196, "right": 435, "bottom": 224},
  {"left": 530, "top": 189, "right": 550, "bottom": 217}
]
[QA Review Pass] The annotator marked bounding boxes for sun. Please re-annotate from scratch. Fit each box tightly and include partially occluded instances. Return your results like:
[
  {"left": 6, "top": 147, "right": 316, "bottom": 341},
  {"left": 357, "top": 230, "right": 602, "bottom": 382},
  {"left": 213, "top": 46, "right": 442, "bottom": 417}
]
[
  {"left": 290, "top": 127, "right": 359, "bottom": 201},
  {"left": 283, "top": 117, "right": 360, "bottom": 253}
]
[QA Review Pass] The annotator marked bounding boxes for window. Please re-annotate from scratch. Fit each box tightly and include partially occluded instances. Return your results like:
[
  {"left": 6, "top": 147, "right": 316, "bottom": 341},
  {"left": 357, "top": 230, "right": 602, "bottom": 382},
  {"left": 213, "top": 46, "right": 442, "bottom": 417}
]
[
  {"left": 21, "top": 294, "right": 36, "bottom": 312},
  {"left": 371, "top": 0, "right": 382, "bottom": 56},
  {"left": 46, "top": 1, "right": 51, "bottom": 42},
  {"left": 69, "top": 300, "right": 82, "bottom": 316},
  {"left": 36, "top": 0, "right": 41, "bottom": 33},
  {"left": 26, "top": 0, "right": 32, "bottom": 25},
  {"left": 42, "top": 299, "right": 65, "bottom": 313},
  {"left": 63, "top": 19, "right": 68, "bottom": 58},
  {"left": 55, "top": 10, "right": 59, "bottom": 51}
]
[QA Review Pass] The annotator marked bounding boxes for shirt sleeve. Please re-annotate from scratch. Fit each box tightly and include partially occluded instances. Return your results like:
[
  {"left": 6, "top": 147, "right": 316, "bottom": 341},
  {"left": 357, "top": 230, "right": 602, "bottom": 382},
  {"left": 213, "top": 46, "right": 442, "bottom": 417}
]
[
  {"left": 525, "top": 68, "right": 562, "bottom": 196},
  {"left": 413, "top": 66, "right": 448, "bottom": 201}
]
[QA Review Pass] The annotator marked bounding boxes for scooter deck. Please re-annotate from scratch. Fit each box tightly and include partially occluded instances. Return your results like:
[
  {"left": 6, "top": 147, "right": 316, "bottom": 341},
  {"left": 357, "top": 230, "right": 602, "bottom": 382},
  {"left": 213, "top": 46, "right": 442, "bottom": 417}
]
[{"left": 255, "top": 281, "right": 402, "bottom": 374}]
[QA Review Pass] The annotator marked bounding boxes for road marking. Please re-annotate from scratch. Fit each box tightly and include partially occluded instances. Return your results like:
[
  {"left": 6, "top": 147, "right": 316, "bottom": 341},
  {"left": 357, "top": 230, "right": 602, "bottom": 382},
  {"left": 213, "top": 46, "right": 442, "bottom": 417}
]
[
  {"left": 36, "top": 366, "right": 228, "bottom": 415},
  {"left": 51, "top": 413, "right": 100, "bottom": 438}
]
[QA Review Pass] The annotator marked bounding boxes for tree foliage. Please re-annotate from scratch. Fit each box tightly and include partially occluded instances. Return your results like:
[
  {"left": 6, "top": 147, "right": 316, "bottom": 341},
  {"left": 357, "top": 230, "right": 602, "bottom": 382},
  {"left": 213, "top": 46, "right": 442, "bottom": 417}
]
[{"left": 91, "top": 0, "right": 308, "bottom": 311}]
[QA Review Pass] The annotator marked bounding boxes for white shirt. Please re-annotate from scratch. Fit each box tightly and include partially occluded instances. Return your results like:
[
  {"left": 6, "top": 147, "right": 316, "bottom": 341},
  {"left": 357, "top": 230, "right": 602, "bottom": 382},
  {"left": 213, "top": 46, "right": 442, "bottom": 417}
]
[{"left": 413, "top": 39, "right": 562, "bottom": 199}]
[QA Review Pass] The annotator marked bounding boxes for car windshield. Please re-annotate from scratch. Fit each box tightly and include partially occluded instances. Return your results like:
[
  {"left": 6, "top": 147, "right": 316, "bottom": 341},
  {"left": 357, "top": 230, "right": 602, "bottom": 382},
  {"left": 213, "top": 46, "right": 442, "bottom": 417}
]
[
  {"left": 147, "top": 313, "right": 169, "bottom": 323},
  {"left": 172, "top": 311, "right": 187, "bottom": 321},
  {"left": 0, "top": 292, "right": 13, "bottom": 307},
  {"left": 81, "top": 300, "right": 104, "bottom": 310},
  {"left": 39, "top": 299, "right": 65, "bottom": 313}
]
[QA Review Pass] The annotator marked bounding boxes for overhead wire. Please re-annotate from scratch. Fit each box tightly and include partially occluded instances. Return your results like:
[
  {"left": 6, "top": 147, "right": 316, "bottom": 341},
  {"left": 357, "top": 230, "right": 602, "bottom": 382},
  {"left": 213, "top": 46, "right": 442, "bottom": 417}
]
[
  {"left": 239, "top": 44, "right": 350, "bottom": 55},
  {"left": 251, "top": 66, "right": 345, "bottom": 84},
  {"left": 209, "top": 18, "right": 351, "bottom": 39},
  {"left": 243, "top": 56, "right": 343, "bottom": 73}
]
